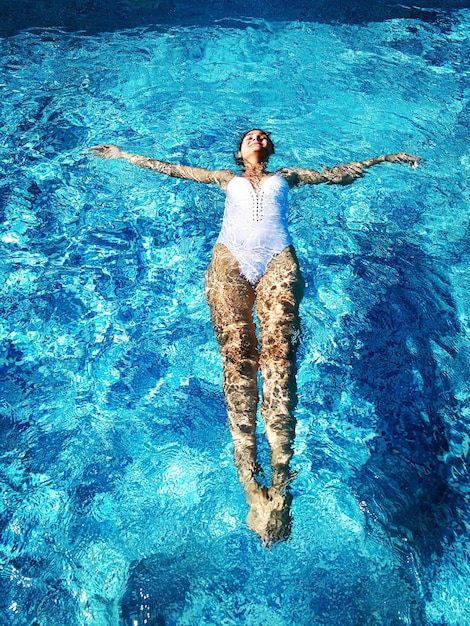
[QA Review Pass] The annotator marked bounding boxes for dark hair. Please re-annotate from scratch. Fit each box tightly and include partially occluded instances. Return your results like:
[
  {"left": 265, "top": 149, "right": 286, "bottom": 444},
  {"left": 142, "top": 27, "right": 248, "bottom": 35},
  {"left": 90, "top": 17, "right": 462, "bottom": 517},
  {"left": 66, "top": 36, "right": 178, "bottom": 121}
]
[{"left": 234, "top": 128, "right": 275, "bottom": 167}]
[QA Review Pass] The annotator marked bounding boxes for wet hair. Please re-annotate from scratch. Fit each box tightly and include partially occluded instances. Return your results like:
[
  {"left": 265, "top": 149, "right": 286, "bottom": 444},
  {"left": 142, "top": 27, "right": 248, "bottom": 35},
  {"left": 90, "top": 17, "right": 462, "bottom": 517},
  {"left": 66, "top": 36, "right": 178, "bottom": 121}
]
[{"left": 234, "top": 128, "right": 275, "bottom": 167}]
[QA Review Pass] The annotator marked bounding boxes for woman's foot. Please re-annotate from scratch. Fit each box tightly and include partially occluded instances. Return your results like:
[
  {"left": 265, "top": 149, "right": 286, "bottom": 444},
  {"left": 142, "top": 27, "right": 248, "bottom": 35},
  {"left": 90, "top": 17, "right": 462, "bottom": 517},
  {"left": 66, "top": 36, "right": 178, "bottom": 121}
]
[{"left": 245, "top": 483, "right": 293, "bottom": 547}]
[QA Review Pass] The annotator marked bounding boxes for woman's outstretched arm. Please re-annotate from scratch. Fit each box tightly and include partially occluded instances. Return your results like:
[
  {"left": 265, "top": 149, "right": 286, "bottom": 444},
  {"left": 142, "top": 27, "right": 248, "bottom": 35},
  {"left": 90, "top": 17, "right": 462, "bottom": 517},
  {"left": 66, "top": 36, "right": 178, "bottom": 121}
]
[
  {"left": 280, "top": 152, "right": 421, "bottom": 187},
  {"left": 90, "top": 143, "right": 235, "bottom": 189}
]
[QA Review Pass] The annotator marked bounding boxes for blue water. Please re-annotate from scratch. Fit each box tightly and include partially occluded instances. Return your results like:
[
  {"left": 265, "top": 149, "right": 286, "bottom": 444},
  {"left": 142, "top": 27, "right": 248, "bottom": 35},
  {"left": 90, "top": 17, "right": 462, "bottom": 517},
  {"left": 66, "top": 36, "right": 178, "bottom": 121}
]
[{"left": 1, "top": 1, "right": 470, "bottom": 624}]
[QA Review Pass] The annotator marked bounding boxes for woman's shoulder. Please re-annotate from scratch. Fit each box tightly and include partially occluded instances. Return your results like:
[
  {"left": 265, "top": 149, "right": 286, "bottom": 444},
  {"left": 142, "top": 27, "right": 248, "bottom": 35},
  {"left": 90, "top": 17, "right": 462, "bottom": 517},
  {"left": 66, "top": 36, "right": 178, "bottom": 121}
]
[
  {"left": 212, "top": 169, "right": 237, "bottom": 190},
  {"left": 276, "top": 168, "right": 300, "bottom": 188}
]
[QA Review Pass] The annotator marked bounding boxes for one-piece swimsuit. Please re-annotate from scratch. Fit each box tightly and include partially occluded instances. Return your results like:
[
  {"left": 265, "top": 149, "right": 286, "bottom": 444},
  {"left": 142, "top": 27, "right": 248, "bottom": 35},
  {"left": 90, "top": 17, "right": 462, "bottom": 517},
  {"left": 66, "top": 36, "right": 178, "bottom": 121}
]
[{"left": 216, "top": 173, "right": 293, "bottom": 285}]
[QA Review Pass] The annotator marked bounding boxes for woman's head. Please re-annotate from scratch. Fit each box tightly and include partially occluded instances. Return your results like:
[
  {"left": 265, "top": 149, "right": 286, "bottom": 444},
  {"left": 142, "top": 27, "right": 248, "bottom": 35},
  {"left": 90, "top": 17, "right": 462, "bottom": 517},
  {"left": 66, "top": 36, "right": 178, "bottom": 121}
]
[{"left": 235, "top": 129, "right": 275, "bottom": 167}]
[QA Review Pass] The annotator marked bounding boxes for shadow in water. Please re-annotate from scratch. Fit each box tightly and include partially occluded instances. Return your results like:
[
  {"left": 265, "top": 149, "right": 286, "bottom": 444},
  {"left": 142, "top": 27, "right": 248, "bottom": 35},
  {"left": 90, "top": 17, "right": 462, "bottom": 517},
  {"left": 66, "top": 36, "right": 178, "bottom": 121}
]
[
  {"left": 1, "top": 0, "right": 470, "bottom": 37},
  {"left": 340, "top": 225, "right": 468, "bottom": 564},
  {"left": 120, "top": 552, "right": 187, "bottom": 626}
]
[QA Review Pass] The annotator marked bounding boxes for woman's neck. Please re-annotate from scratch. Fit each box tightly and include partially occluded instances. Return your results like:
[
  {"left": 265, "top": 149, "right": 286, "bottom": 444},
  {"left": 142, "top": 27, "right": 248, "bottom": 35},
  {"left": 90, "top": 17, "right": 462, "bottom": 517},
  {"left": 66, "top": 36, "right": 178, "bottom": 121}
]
[
  {"left": 243, "top": 162, "right": 268, "bottom": 176},
  {"left": 241, "top": 162, "right": 270, "bottom": 191}
]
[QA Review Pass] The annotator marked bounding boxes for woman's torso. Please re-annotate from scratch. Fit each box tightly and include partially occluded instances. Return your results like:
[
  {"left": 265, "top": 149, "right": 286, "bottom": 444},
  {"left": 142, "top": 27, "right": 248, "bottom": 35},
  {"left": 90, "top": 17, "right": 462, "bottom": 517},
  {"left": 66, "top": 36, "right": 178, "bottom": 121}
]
[{"left": 216, "top": 173, "right": 293, "bottom": 284}]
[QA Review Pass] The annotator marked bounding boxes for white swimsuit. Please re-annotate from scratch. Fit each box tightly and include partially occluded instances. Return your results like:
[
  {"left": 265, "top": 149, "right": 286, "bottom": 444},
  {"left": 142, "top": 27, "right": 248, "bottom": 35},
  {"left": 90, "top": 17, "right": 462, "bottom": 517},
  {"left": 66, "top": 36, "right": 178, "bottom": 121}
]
[{"left": 217, "top": 173, "right": 293, "bottom": 285}]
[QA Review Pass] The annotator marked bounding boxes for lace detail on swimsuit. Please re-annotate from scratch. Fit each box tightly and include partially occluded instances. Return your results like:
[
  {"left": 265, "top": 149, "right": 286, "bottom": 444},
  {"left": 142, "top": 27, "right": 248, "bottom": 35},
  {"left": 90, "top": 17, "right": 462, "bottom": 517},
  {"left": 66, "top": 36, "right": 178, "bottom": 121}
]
[{"left": 252, "top": 190, "right": 264, "bottom": 222}]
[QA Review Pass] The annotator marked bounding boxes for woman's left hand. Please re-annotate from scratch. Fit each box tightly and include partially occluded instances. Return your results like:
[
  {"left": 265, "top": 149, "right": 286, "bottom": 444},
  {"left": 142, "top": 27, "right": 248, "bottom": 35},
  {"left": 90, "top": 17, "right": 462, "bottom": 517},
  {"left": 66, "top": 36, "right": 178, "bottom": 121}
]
[{"left": 386, "top": 152, "right": 422, "bottom": 168}]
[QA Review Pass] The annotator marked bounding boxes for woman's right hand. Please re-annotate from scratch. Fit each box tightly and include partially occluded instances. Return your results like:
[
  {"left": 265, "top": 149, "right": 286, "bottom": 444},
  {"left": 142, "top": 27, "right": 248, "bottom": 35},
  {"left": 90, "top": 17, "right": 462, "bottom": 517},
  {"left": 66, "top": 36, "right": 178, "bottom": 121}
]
[{"left": 89, "top": 144, "right": 122, "bottom": 159}]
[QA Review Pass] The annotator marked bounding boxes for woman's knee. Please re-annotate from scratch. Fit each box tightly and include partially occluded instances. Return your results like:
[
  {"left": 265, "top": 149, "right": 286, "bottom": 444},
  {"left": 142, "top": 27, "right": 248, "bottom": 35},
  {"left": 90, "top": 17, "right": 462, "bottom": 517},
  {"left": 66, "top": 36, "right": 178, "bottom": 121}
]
[{"left": 219, "top": 325, "right": 259, "bottom": 367}]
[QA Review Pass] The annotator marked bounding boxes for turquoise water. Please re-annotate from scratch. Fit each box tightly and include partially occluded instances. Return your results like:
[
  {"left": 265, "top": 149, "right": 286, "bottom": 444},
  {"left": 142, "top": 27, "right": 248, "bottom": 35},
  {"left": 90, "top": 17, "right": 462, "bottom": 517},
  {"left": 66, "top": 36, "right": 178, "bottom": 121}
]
[{"left": 1, "top": 2, "right": 470, "bottom": 624}]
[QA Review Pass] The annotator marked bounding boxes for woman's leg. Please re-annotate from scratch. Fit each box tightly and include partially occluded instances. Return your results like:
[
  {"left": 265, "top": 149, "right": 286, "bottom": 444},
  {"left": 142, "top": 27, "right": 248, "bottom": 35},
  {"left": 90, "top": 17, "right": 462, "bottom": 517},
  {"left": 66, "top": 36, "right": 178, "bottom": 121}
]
[
  {"left": 205, "top": 244, "right": 259, "bottom": 490},
  {"left": 255, "top": 246, "right": 304, "bottom": 488}
]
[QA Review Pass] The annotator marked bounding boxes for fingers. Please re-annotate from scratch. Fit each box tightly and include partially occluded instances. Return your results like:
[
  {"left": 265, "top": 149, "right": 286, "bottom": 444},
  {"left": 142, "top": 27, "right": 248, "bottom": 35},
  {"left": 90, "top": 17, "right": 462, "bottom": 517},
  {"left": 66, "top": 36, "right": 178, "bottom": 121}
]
[
  {"left": 89, "top": 144, "right": 106, "bottom": 155},
  {"left": 89, "top": 144, "right": 121, "bottom": 159},
  {"left": 405, "top": 153, "right": 422, "bottom": 169},
  {"left": 388, "top": 152, "right": 422, "bottom": 168}
]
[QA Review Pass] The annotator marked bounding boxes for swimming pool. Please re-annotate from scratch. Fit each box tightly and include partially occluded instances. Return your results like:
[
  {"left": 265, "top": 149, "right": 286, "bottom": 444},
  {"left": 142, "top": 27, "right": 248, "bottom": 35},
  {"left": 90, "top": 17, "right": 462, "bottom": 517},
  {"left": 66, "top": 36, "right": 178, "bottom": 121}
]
[{"left": 1, "top": 1, "right": 470, "bottom": 624}]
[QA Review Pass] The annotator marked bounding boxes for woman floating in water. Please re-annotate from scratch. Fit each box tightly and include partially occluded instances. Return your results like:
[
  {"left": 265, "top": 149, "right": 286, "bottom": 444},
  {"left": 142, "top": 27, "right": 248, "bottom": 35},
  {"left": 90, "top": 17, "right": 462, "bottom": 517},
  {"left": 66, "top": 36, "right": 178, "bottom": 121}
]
[{"left": 91, "top": 131, "right": 419, "bottom": 545}]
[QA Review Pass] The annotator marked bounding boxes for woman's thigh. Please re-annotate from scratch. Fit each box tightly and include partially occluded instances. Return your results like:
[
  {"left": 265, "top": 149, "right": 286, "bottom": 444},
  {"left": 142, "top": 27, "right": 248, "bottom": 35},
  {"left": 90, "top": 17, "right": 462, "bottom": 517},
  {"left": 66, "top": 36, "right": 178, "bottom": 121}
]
[
  {"left": 205, "top": 243, "right": 257, "bottom": 350},
  {"left": 255, "top": 246, "right": 304, "bottom": 352}
]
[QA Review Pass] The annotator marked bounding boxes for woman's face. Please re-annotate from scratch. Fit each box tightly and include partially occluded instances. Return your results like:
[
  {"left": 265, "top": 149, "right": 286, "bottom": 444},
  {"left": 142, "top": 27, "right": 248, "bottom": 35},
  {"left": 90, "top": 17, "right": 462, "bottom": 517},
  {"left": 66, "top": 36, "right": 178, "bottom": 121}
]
[{"left": 238, "top": 130, "right": 274, "bottom": 163}]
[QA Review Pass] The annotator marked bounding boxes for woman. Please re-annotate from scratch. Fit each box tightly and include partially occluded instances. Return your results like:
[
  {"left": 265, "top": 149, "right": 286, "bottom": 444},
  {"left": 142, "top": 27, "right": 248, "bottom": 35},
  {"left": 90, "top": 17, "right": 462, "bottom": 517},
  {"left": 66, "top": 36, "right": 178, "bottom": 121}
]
[{"left": 90, "top": 131, "right": 419, "bottom": 545}]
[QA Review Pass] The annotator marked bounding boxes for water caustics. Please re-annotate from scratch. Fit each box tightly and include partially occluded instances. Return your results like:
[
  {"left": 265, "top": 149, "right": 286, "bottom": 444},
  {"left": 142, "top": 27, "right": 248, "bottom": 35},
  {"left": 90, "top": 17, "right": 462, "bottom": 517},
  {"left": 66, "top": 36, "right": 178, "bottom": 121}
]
[{"left": 1, "top": 1, "right": 470, "bottom": 625}]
